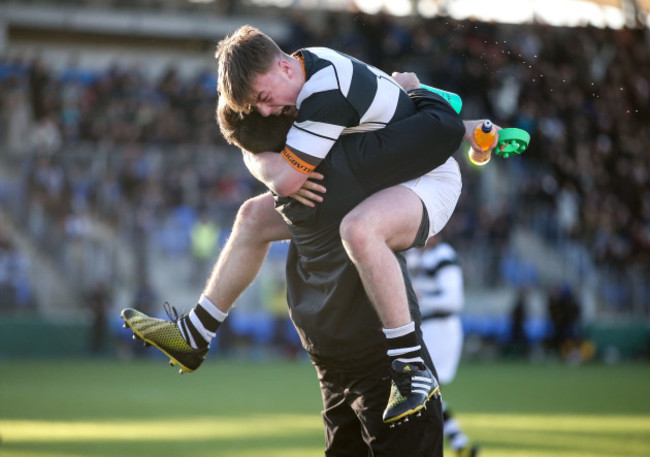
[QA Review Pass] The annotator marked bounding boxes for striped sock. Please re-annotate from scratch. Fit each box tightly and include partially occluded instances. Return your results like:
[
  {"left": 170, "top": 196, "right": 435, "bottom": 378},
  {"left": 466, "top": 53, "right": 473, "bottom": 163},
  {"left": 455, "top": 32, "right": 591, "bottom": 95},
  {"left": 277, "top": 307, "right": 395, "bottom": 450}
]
[
  {"left": 442, "top": 401, "right": 470, "bottom": 450},
  {"left": 383, "top": 321, "right": 424, "bottom": 366},
  {"left": 178, "top": 295, "right": 228, "bottom": 349}
]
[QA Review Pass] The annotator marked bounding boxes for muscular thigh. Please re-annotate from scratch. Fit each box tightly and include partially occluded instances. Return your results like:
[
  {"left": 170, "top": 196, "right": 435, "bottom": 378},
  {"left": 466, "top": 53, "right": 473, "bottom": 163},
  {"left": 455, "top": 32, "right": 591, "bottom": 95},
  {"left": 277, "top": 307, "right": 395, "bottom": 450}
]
[{"left": 344, "top": 185, "right": 424, "bottom": 251}]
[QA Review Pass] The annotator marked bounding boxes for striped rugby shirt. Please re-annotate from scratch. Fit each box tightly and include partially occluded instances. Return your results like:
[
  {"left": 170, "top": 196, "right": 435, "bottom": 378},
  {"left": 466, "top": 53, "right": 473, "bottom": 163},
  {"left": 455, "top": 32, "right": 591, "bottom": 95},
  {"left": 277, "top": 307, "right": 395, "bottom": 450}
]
[
  {"left": 411, "top": 242, "right": 464, "bottom": 316},
  {"left": 282, "top": 47, "right": 415, "bottom": 174}
]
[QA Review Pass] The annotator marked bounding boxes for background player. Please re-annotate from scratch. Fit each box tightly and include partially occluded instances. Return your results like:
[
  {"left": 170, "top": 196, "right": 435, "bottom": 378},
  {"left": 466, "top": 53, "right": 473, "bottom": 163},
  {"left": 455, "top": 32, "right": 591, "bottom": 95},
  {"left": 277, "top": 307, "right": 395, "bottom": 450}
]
[{"left": 408, "top": 236, "right": 479, "bottom": 456}]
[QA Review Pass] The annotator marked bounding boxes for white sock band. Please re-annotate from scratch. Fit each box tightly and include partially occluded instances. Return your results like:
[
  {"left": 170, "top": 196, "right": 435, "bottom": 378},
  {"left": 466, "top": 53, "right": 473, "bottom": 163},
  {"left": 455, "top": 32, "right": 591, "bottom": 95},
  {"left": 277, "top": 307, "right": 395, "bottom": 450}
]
[
  {"left": 387, "top": 345, "right": 421, "bottom": 357},
  {"left": 199, "top": 294, "right": 229, "bottom": 322},
  {"left": 382, "top": 321, "right": 415, "bottom": 339}
]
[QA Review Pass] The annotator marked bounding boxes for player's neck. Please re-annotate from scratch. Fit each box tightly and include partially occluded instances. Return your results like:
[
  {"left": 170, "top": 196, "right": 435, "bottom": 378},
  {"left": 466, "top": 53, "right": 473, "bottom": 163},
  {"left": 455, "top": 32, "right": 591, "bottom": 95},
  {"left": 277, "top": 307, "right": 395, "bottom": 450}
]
[{"left": 291, "top": 55, "right": 306, "bottom": 85}]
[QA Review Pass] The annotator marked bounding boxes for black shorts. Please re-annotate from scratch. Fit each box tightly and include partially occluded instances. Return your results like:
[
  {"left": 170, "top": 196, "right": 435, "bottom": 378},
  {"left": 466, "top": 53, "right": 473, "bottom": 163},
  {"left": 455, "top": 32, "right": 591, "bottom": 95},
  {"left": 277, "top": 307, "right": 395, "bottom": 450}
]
[{"left": 313, "top": 354, "right": 443, "bottom": 457}]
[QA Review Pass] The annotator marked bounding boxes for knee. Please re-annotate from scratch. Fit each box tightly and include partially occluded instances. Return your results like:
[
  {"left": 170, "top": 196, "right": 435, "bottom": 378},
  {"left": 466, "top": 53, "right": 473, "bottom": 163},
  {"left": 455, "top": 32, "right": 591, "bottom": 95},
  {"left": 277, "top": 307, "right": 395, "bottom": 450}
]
[
  {"left": 234, "top": 196, "right": 268, "bottom": 238},
  {"left": 234, "top": 194, "right": 288, "bottom": 243},
  {"left": 340, "top": 213, "right": 374, "bottom": 258}
]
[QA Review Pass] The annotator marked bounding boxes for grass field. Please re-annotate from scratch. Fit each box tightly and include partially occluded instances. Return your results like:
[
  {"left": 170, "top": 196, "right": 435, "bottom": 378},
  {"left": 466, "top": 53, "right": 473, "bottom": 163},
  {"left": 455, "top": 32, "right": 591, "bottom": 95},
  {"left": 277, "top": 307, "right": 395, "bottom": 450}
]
[{"left": 1, "top": 358, "right": 649, "bottom": 457}]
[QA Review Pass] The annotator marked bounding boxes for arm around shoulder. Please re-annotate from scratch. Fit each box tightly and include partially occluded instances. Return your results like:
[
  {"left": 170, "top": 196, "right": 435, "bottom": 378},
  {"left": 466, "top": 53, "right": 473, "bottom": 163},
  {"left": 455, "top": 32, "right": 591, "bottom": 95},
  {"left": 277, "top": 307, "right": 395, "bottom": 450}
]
[
  {"left": 242, "top": 150, "right": 309, "bottom": 196},
  {"left": 409, "top": 89, "right": 465, "bottom": 152},
  {"left": 345, "top": 89, "right": 466, "bottom": 193}
]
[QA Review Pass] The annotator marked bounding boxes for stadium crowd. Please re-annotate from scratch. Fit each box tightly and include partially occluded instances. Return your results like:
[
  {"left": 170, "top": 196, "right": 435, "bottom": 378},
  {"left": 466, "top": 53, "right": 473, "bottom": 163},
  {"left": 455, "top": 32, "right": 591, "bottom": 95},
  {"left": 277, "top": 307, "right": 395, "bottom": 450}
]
[
  {"left": 298, "top": 14, "right": 650, "bottom": 272},
  {"left": 0, "top": 228, "right": 32, "bottom": 310},
  {"left": 0, "top": 14, "right": 648, "bottom": 321}
]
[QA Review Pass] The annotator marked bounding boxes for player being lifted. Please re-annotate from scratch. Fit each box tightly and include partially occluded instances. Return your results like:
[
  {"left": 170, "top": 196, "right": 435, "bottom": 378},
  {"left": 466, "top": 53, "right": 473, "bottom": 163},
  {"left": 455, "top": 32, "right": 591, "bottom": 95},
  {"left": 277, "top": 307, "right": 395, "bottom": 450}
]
[{"left": 121, "top": 25, "right": 497, "bottom": 423}]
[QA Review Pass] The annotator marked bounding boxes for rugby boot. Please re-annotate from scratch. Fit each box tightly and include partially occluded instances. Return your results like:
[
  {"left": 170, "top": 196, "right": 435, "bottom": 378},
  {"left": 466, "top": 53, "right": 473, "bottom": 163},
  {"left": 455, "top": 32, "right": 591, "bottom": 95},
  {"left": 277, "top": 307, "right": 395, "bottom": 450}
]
[
  {"left": 383, "top": 360, "right": 440, "bottom": 424},
  {"left": 121, "top": 303, "right": 208, "bottom": 373}
]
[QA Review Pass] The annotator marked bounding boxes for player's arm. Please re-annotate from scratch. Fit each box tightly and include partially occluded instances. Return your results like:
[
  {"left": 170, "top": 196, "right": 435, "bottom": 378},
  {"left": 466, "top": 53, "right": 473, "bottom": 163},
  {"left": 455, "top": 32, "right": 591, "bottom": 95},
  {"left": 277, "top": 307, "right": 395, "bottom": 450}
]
[
  {"left": 245, "top": 90, "right": 468, "bottom": 198},
  {"left": 346, "top": 87, "right": 466, "bottom": 193},
  {"left": 242, "top": 151, "right": 296, "bottom": 193},
  {"left": 249, "top": 91, "right": 353, "bottom": 197},
  {"left": 216, "top": 99, "right": 313, "bottom": 197},
  {"left": 394, "top": 72, "right": 499, "bottom": 156},
  {"left": 241, "top": 150, "right": 312, "bottom": 197}
]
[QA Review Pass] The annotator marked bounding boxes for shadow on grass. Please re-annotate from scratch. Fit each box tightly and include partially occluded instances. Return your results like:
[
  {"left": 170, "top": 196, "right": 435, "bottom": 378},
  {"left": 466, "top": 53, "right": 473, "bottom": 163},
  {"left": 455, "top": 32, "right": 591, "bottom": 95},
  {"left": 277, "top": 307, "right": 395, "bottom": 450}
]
[
  {"left": 1, "top": 434, "right": 325, "bottom": 457},
  {"left": 466, "top": 425, "right": 650, "bottom": 457}
]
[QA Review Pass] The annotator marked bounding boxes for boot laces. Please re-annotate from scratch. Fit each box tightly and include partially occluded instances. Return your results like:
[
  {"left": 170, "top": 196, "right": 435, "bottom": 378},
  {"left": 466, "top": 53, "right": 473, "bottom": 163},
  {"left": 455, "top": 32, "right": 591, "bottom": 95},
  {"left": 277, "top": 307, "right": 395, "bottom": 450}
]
[{"left": 163, "top": 302, "right": 187, "bottom": 323}]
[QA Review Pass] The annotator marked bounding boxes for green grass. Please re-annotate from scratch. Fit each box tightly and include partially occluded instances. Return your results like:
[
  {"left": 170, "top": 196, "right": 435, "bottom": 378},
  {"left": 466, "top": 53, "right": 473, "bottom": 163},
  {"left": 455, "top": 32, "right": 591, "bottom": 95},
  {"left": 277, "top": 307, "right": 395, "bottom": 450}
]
[{"left": 1, "top": 359, "right": 649, "bottom": 456}]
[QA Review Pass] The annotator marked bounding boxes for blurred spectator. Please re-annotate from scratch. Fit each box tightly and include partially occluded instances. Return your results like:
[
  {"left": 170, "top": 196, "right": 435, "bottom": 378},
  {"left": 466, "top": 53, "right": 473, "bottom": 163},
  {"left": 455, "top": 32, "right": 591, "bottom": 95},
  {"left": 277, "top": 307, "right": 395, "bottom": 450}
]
[
  {"left": 0, "top": 235, "right": 13, "bottom": 307},
  {"left": 87, "top": 281, "right": 112, "bottom": 355},
  {"left": 28, "top": 57, "right": 50, "bottom": 123},
  {"left": 31, "top": 114, "right": 62, "bottom": 155},
  {"left": 1, "top": 78, "right": 31, "bottom": 155},
  {"left": 506, "top": 288, "right": 530, "bottom": 358},
  {"left": 0, "top": 230, "right": 33, "bottom": 311},
  {"left": 264, "top": 269, "right": 302, "bottom": 359},
  {"left": 132, "top": 279, "right": 157, "bottom": 317},
  {"left": 127, "top": 279, "right": 158, "bottom": 357},
  {"left": 190, "top": 211, "right": 220, "bottom": 285},
  {"left": 546, "top": 283, "right": 582, "bottom": 360}
]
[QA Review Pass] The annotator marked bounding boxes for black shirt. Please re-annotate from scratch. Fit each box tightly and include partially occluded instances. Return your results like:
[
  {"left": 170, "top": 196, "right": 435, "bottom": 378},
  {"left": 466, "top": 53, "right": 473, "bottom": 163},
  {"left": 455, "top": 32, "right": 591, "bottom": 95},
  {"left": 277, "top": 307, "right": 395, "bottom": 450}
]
[{"left": 275, "top": 89, "right": 465, "bottom": 366}]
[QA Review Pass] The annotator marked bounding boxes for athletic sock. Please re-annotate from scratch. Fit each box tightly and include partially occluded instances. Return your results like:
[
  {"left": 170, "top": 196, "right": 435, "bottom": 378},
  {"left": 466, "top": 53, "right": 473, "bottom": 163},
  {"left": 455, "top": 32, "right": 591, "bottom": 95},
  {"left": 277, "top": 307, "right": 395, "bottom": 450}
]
[
  {"left": 442, "top": 401, "right": 470, "bottom": 450},
  {"left": 178, "top": 294, "right": 228, "bottom": 349},
  {"left": 383, "top": 321, "right": 425, "bottom": 366}
]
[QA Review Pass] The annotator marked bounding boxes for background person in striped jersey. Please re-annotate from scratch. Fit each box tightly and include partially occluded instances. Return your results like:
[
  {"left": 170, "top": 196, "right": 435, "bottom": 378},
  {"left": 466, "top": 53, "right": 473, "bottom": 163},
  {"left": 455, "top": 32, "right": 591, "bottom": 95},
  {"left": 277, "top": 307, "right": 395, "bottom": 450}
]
[{"left": 408, "top": 236, "right": 479, "bottom": 457}]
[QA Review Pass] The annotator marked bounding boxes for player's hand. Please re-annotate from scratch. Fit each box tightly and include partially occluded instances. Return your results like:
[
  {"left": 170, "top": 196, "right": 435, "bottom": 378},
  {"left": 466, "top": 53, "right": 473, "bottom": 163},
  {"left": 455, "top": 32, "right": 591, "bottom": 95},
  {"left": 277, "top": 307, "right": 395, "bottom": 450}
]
[
  {"left": 289, "top": 172, "right": 326, "bottom": 207},
  {"left": 463, "top": 119, "right": 502, "bottom": 153},
  {"left": 392, "top": 72, "right": 420, "bottom": 91}
]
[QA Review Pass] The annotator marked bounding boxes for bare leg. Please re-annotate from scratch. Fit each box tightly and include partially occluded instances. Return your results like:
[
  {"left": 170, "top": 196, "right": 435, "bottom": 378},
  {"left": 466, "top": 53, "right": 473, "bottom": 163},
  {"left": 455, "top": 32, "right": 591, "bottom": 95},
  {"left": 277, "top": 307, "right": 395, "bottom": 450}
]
[
  {"left": 120, "top": 192, "right": 290, "bottom": 368},
  {"left": 340, "top": 186, "right": 423, "bottom": 329},
  {"left": 203, "top": 192, "right": 291, "bottom": 313},
  {"left": 340, "top": 185, "right": 441, "bottom": 423}
]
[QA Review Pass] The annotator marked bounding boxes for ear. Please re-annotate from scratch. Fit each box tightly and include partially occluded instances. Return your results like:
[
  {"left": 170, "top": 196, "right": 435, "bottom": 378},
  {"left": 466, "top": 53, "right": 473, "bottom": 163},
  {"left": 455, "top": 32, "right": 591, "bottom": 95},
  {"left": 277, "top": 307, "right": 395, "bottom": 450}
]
[{"left": 278, "top": 58, "right": 292, "bottom": 78}]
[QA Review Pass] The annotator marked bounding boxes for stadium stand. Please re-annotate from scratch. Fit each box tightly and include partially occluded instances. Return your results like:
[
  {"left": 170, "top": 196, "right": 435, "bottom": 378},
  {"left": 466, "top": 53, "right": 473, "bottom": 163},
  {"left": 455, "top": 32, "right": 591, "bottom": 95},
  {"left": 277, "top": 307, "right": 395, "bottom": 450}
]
[{"left": 0, "top": 3, "right": 648, "bottom": 357}]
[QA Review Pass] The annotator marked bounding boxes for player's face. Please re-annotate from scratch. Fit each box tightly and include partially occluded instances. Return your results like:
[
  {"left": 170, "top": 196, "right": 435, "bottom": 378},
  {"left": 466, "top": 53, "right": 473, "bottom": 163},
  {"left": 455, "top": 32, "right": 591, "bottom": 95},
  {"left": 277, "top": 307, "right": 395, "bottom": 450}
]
[{"left": 251, "top": 59, "right": 301, "bottom": 118}]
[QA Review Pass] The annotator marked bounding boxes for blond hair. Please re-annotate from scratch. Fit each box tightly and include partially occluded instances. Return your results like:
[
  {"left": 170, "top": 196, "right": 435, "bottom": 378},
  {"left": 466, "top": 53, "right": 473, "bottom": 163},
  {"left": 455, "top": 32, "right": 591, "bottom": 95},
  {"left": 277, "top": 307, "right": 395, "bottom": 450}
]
[{"left": 215, "top": 25, "right": 284, "bottom": 113}]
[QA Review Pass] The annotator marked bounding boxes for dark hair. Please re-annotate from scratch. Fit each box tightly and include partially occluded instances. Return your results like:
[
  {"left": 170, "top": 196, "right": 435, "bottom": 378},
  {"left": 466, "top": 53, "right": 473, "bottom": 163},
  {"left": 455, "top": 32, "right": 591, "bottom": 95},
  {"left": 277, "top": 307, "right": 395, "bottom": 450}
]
[{"left": 216, "top": 99, "right": 292, "bottom": 153}]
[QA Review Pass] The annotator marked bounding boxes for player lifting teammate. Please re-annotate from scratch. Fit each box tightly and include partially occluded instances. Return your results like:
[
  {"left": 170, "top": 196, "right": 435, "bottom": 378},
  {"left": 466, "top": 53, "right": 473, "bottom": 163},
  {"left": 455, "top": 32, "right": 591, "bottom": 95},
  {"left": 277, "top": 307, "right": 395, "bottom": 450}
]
[{"left": 121, "top": 25, "right": 497, "bottom": 424}]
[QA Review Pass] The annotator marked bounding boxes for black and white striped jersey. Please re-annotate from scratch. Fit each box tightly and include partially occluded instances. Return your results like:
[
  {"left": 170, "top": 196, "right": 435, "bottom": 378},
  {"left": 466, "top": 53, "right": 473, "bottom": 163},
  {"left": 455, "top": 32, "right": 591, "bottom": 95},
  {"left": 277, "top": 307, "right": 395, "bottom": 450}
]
[
  {"left": 281, "top": 47, "right": 415, "bottom": 174},
  {"left": 410, "top": 242, "right": 464, "bottom": 315}
]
